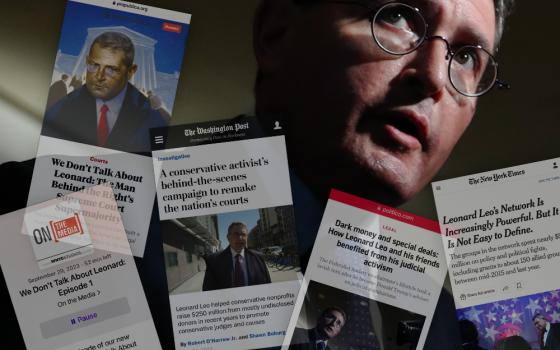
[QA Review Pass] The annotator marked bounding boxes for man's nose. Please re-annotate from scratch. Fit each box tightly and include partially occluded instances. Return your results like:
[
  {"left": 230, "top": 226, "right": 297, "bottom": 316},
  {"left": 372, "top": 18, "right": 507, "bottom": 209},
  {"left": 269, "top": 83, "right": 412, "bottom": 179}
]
[
  {"left": 94, "top": 67, "right": 106, "bottom": 80},
  {"left": 405, "top": 37, "right": 449, "bottom": 98}
]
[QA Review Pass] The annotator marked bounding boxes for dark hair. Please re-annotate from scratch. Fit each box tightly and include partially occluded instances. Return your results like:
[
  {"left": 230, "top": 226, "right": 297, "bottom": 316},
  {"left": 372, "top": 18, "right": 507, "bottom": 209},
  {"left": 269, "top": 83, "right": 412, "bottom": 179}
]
[
  {"left": 90, "top": 31, "right": 135, "bottom": 67},
  {"left": 532, "top": 313, "right": 546, "bottom": 322},
  {"left": 319, "top": 306, "right": 347, "bottom": 324},
  {"left": 227, "top": 222, "right": 248, "bottom": 234},
  {"left": 495, "top": 335, "right": 531, "bottom": 350},
  {"left": 458, "top": 319, "right": 480, "bottom": 344}
]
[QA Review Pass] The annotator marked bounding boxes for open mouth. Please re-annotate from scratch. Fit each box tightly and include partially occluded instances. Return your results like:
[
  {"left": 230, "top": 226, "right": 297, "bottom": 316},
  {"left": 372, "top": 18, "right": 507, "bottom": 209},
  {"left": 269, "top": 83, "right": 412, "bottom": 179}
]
[
  {"left": 388, "top": 116, "right": 419, "bottom": 136},
  {"left": 378, "top": 110, "right": 428, "bottom": 150}
]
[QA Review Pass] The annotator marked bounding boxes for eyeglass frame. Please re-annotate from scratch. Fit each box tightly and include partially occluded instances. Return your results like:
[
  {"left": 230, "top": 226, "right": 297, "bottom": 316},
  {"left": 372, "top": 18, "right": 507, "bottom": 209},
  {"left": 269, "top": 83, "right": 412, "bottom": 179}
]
[{"left": 323, "top": 0, "right": 510, "bottom": 97}]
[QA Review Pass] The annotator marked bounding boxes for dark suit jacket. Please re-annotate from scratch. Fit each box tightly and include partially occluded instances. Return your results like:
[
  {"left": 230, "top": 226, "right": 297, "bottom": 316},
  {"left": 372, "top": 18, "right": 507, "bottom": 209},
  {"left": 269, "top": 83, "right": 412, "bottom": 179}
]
[
  {"left": 202, "top": 246, "right": 271, "bottom": 291},
  {"left": 544, "top": 323, "right": 560, "bottom": 350},
  {"left": 42, "top": 82, "right": 166, "bottom": 153},
  {"left": 289, "top": 327, "right": 331, "bottom": 350}
]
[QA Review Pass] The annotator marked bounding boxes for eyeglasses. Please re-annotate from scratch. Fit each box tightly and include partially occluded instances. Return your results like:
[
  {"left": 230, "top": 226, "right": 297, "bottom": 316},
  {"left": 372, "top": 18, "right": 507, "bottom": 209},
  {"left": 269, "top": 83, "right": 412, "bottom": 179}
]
[
  {"left": 86, "top": 61, "right": 122, "bottom": 79},
  {"left": 326, "top": 1, "right": 510, "bottom": 97}
]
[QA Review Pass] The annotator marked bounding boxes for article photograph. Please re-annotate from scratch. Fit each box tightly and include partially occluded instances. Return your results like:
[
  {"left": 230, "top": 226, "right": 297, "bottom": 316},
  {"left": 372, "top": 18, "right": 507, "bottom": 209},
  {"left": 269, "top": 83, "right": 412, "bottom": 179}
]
[
  {"left": 163, "top": 206, "right": 300, "bottom": 295},
  {"left": 289, "top": 280, "right": 426, "bottom": 350},
  {"left": 41, "top": 0, "right": 190, "bottom": 152},
  {"left": 457, "top": 288, "right": 560, "bottom": 350}
]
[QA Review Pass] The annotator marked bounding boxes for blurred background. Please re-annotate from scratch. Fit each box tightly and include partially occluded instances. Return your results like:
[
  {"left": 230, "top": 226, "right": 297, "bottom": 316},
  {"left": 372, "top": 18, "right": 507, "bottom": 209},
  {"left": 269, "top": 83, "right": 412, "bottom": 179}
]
[{"left": 0, "top": 0, "right": 559, "bottom": 220}]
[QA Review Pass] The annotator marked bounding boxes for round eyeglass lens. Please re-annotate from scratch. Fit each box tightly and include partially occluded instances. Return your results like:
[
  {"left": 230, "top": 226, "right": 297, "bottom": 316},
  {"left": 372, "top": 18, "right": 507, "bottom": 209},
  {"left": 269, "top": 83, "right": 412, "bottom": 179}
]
[
  {"left": 372, "top": 2, "right": 427, "bottom": 55},
  {"left": 449, "top": 45, "right": 498, "bottom": 96}
]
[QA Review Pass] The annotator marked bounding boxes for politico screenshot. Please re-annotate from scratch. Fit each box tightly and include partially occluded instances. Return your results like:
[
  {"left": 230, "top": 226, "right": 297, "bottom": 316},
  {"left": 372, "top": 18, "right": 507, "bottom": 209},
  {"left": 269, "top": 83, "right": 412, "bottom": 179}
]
[{"left": 282, "top": 190, "right": 446, "bottom": 350}]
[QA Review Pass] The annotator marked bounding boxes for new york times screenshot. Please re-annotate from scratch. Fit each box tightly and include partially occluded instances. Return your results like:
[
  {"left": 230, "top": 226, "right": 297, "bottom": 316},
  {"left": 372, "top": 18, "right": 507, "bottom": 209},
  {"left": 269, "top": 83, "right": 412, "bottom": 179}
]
[{"left": 433, "top": 158, "right": 560, "bottom": 349}]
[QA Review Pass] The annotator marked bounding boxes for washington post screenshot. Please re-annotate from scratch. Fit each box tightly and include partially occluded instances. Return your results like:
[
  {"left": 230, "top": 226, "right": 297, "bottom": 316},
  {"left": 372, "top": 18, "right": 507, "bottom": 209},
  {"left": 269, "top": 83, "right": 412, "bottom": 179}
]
[{"left": 151, "top": 116, "right": 302, "bottom": 350}]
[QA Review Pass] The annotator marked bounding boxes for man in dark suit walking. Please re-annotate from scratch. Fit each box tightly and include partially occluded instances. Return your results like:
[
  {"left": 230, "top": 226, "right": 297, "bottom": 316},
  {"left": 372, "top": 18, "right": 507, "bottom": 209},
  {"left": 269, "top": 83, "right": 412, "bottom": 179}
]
[
  {"left": 202, "top": 222, "right": 271, "bottom": 291},
  {"left": 533, "top": 313, "right": 560, "bottom": 350},
  {"left": 42, "top": 31, "right": 166, "bottom": 153},
  {"left": 46, "top": 73, "right": 68, "bottom": 109},
  {"left": 289, "top": 306, "right": 347, "bottom": 350}
]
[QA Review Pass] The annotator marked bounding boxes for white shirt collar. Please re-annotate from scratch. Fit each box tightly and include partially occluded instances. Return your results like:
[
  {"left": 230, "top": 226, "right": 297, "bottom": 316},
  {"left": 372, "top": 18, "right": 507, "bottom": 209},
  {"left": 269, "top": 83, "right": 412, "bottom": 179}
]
[
  {"left": 230, "top": 247, "right": 245, "bottom": 258},
  {"left": 543, "top": 322, "right": 551, "bottom": 344}
]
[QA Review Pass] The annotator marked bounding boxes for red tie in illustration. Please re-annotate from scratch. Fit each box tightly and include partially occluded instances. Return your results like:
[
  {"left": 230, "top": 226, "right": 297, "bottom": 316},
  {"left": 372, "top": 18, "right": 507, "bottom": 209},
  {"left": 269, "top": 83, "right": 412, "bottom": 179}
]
[
  {"left": 233, "top": 254, "right": 246, "bottom": 287},
  {"left": 97, "top": 104, "right": 109, "bottom": 146}
]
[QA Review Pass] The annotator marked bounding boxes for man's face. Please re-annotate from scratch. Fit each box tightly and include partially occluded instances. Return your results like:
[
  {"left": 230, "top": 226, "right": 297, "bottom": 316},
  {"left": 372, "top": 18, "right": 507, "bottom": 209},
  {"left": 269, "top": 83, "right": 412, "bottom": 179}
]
[
  {"left": 86, "top": 43, "right": 136, "bottom": 101},
  {"left": 227, "top": 225, "right": 249, "bottom": 253},
  {"left": 317, "top": 309, "right": 345, "bottom": 339},
  {"left": 260, "top": 0, "right": 496, "bottom": 204},
  {"left": 534, "top": 318, "right": 547, "bottom": 332}
]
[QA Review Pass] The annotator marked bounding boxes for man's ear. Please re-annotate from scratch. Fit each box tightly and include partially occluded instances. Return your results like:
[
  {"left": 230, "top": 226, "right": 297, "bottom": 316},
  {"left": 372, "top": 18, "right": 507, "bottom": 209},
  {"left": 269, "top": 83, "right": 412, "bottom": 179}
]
[
  {"left": 253, "top": 0, "right": 299, "bottom": 73},
  {"left": 127, "top": 64, "right": 138, "bottom": 80}
]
